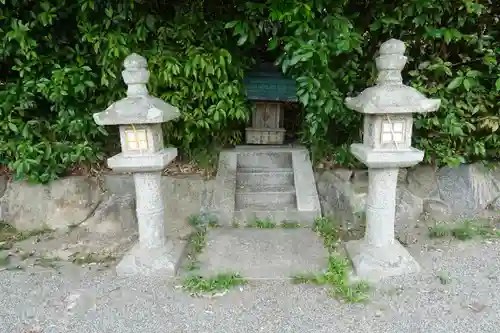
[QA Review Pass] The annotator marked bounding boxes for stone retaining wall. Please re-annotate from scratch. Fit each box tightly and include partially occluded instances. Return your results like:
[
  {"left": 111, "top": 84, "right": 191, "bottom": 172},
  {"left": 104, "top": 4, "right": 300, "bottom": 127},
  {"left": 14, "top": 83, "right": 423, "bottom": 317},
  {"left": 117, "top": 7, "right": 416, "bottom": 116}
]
[
  {"left": 0, "top": 174, "right": 214, "bottom": 239},
  {"left": 0, "top": 163, "right": 499, "bottom": 243},
  {"left": 316, "top": 163, "right": 500, "bottom": 241}
]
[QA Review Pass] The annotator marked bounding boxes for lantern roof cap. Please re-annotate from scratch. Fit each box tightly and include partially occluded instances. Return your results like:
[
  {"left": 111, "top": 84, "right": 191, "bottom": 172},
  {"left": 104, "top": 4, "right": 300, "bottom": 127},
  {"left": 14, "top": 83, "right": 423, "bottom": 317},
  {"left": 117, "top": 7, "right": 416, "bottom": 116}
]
[
  {"left": 345, "top": 39, "right": 440, "bottom": 114},
  {"left": 93, "top": 53, "right": 180, "bottom": 125}
]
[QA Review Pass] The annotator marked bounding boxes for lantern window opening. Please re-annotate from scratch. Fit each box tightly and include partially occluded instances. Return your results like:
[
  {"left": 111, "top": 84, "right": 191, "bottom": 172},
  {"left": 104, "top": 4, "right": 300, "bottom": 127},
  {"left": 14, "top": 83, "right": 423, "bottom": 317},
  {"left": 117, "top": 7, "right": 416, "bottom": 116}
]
[
  {"left": 381, "top": 114, "right": 405, "bottom": 149},
  {"left": 125, "top": 127, "right": 149, "bottom": 151}
]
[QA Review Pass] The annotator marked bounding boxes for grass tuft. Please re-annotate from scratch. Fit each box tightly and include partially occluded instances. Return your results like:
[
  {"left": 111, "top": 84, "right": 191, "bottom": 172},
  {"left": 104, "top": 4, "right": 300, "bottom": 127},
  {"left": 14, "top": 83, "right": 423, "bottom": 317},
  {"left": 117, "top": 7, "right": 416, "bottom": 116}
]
[
  {"left": 182, "top": 272, "right": 247, "bottom": 294},
  {"left": 428, "top": 219, "right": 500, "bottom": 240},
  {"left": 246, "top": 219, "right": 276, "bottom": 229},
  {"left": 280, "top": 221, "right": 301, "bottom": 229},
  {"left": 292, "top": 255, "right": 370, "bottom": 303}
]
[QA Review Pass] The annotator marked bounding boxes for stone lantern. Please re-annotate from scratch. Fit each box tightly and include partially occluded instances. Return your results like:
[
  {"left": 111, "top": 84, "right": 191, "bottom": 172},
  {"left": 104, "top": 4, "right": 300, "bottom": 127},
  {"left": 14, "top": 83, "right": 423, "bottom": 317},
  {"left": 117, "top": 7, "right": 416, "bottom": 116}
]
[
  {"left": 93, "top": 53, "right": 184, "bottom": 278},
  {"left": 344, "top": 39, "right": 441, "bottom": 282}
]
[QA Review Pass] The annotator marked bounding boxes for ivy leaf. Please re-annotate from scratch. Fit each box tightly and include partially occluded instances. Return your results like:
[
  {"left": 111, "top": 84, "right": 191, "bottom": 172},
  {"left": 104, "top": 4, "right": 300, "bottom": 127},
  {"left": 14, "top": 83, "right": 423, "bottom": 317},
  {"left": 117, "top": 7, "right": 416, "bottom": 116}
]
[
  {"left": 496, "top": 77, "right": 500, "bottom": 91},
  {"left": 224, "top": 21, "right": 237, "bottom": 29},
  {"left": 8, "top": 122, "right": 18, "bottom": 133},
  {"left": 145, "top": 15, "right": 156, "bottom": 31},
  {"left": 443, "top": 29, "right": 453, "bottom": 44},
  {"left": 267, "top": 38, "right": 278, "bottom": 50},
  {"left": 237, "top": 35, "right": 248, "bottom": 46},
  {"left": 462, "top": 78, "right": 472, "bottom": 91},
  {"left": 447, "top": 77, "right": 463, "bottom": 90}
]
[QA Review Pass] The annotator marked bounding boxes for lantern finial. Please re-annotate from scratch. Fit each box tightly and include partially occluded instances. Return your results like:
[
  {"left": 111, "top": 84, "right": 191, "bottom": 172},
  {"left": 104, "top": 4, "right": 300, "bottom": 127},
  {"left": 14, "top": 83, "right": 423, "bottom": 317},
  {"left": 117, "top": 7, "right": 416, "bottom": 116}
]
[
  {"left": 122, "top": 53, "right": 150, "bottom": 96},
  {"left": 375, "top": 39, "right": 407, "bottom": 85}
]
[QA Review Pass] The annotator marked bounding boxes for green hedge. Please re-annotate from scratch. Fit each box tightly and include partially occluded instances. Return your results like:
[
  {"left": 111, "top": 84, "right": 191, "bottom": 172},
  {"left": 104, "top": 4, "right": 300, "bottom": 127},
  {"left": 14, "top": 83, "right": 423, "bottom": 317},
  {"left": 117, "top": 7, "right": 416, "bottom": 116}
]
[{"left": 0, "top": 0, "right": 498, "bottom": 183}]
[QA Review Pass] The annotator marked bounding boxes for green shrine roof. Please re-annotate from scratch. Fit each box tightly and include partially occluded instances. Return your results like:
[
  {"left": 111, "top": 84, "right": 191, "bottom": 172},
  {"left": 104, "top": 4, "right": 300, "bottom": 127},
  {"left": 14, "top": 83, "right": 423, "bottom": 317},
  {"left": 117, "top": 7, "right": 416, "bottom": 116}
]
[{"left": 243, "top": 65, "right": 297, "bottom": 102}]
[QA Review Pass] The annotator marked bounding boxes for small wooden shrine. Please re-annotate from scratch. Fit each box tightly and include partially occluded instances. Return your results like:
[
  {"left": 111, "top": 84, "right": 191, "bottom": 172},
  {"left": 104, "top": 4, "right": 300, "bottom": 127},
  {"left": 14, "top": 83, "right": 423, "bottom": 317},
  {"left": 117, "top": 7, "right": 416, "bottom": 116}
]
[{"left": 243, "top": 63, "right": 297, "bottom": 144}]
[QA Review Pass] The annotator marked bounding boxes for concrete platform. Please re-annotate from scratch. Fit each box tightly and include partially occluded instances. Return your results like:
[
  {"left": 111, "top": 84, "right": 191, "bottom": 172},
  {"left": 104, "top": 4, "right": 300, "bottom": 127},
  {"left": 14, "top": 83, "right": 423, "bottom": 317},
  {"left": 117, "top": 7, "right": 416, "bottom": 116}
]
[
  {"left": 345, "top": 239, "right": 421, "bottom": 283},
  {"left": 197, "top": 228, "right": 329, "bottom": 279},
  {"left": 116, "top": 240, "right": 187, "bottom": 278}
]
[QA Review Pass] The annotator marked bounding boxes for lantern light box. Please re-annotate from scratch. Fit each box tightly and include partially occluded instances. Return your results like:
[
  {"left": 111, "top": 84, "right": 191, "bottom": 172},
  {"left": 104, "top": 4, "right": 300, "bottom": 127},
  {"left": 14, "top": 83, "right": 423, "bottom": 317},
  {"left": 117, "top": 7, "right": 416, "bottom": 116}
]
[
  {"left": 119, "top": 124, "right": 165, "bottom": 155},
  {"left": 363, "top": 114, "right": 413, "bottom": 150}
]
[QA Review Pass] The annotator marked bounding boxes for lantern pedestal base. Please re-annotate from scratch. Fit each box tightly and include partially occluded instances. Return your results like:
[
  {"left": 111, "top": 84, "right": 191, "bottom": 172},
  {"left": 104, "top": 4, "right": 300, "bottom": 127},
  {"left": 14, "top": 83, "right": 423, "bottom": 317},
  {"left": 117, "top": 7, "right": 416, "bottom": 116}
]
[
  {"left": 116, "top": 240, "right": 187, "bottom": 279},
  {"left": 345, "top": 239, "right": 420, "bottom": 283}
]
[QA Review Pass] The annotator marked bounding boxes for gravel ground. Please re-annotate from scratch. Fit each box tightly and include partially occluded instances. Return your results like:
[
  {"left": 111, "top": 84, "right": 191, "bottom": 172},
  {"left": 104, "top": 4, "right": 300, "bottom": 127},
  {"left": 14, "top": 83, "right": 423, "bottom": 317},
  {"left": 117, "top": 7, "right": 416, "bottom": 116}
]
[{"left": 2, "top": 238, "right": 500, "bottom": 333}]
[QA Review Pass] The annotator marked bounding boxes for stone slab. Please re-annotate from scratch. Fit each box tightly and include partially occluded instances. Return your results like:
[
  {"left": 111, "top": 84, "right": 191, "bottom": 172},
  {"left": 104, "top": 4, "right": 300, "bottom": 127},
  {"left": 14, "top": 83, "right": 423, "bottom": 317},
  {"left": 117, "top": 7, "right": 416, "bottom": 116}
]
[
  {"left": 197, "top": 228, "right": 329, "bottom": 279},
  {"left": 292, "top": 149, "right": 322, "bottom": 214},
  {"left": 116, "top": 240, "right": 187, "bottom": 278},
  {"left": 345, "top": 239, "right": 420, "bottom": 283},
  {"left": 107, "top": 148, "right": 177, "bottom": 173},
  {"left": 350, "top": 143, "right": 424, "bottom": 169}
]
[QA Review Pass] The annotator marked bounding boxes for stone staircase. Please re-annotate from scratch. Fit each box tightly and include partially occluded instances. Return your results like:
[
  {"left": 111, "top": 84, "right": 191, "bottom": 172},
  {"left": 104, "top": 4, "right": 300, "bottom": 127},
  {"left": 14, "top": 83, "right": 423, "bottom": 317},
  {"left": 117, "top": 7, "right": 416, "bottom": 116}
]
[{"left": 210, "top": 146, "right": 321, "bottom": 226}]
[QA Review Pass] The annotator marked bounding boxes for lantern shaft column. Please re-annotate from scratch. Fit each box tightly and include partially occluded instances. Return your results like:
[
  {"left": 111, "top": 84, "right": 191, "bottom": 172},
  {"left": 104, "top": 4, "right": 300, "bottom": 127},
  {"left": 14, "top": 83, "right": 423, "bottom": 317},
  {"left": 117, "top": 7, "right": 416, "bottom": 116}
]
[
  {"left": 134, "top": 172, "right": 166, "bottom": 249},
  {"left": 365, "top": 168, "right": 398, "bottom": 246}
]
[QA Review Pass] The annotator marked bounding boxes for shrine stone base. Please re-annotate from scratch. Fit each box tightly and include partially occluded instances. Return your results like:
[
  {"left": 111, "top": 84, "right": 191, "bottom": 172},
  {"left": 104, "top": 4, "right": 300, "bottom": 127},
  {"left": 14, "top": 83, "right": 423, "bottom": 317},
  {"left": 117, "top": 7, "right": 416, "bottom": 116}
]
[
  {"left": 344, "top": 239, "right": 420, "bottom": 283},
  {"left": 116, "top": 240, "right": 187, "bottom": 278}
]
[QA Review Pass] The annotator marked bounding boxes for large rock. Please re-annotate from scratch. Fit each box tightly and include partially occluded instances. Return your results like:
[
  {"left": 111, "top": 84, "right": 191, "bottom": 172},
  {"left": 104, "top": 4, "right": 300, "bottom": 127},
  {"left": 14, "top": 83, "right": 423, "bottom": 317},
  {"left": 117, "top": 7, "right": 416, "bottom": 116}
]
[
  {"left": 422, "top": 197, "right": 452, "bottom": 222},
  {"left": 81, "top": 193, "right": 136, "bottom": 234},
  {"left": 490, "top": 195, "right": 500, "bottom": 211},
  {"left": 162, "top": 176, "right": 214, "bottom": 238},
  {"left": 103, "top": 174, "right": 213, "bottom": 238},
  {"left": 395, "top": 186, "right": 423, "bottom": 238},
  {"left": 0, "top": 175, "right": 7, "bottom": 198},
  {"left": 406, "top": 165, "right": 439, "bottom": 198},
  {"left": 435, "top": 163, "right": 500, "bottom": 218},
  {"left": 0, "top": 177, "right": 101, "bottom": 230},
  {"left": 316, "top": 171, "right": 366, "bottom": 230}
]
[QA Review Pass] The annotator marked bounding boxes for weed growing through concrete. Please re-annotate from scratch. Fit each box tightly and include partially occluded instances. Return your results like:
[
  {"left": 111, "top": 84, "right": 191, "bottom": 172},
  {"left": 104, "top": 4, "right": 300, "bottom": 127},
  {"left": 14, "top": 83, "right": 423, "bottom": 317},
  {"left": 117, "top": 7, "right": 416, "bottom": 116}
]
[
  {"left": 182, "top": 272, "right": 247, "bottom": 294},
  {"left": 292, "top": 216, "right": 370, "bottom": 303},
  {"left": 312, "top": 216, "right": 341, "bottom": 251},
  {"left": 0, "top": 222, "right": 53, "bottom": 250},
  {"left": 0, "top": 253, "right": 24, "bottom": 271},
  {"left": 70, "top": 253, "right": 116, "bottom": 266},
  {"left": 0, "top": 253, "right": 11, "bottom": 266},
  {"left": 280, "top": 221, "right": 301, "bottom": 229},
  {"left": 428, "top": 219, "right": 500, "bottom": 240},
  {"left": 183, "top": 214, "right": 249, "bottom": 295},
  {"left": 184, "top": 230, "right": 207, "bottom": 271},
  {"left": 291, "top": 255, "right": 370, "bottom": 303},
  {"left": 437, "top": 271, "right": 452, "bottom": 285},
  {"left": 188, "top": 213, "right": 219, "bottom": 229},
  {"left": 184, "top": 214, "right": 215, "bottom": 271},
  {"left": 246, "top": 219, "right": 276, "bottom": 229},
  {"left": 34, "top": 256, "right": 62, "bottom": 269}
]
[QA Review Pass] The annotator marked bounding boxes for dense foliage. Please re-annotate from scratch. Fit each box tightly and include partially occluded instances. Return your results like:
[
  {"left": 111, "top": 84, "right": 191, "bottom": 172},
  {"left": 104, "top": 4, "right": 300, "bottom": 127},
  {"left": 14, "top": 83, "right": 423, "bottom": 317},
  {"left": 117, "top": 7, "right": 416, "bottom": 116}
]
[{"left": 0, "top": 0, "right": 498, "bottom": 182}]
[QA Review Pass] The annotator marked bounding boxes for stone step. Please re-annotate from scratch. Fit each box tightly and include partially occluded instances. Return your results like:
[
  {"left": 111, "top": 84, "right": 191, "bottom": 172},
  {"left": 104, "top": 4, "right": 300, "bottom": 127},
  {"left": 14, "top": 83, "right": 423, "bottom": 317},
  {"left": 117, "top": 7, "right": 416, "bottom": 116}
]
[
  {"left": 235, "top": 185, "right": 296, "bottom": 210},
  {"left": 233, "top": 208, "right": 317, "bottom": 226},
  {"left": 236, "top": 168, "right": 294, "bottom": 187},
  {"left": 236, "top": 152, "right": 293, "bottom": 169}
]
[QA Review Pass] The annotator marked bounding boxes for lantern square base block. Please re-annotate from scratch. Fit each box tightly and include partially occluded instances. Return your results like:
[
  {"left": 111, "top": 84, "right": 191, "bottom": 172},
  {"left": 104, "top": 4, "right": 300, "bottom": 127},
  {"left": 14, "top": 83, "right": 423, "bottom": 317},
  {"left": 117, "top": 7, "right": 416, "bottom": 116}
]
[
  {"left": 116, "top": 240, "right": 187, "bottom": 278},
  {"left": 350, "top": 144, "right": 424, "bottom": 169},
  {"left": 344, "top": 239, "right": 420, "bottom": 283},
  {"left": 107, "top": 148, "right": 178, "bottom": 173}
]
